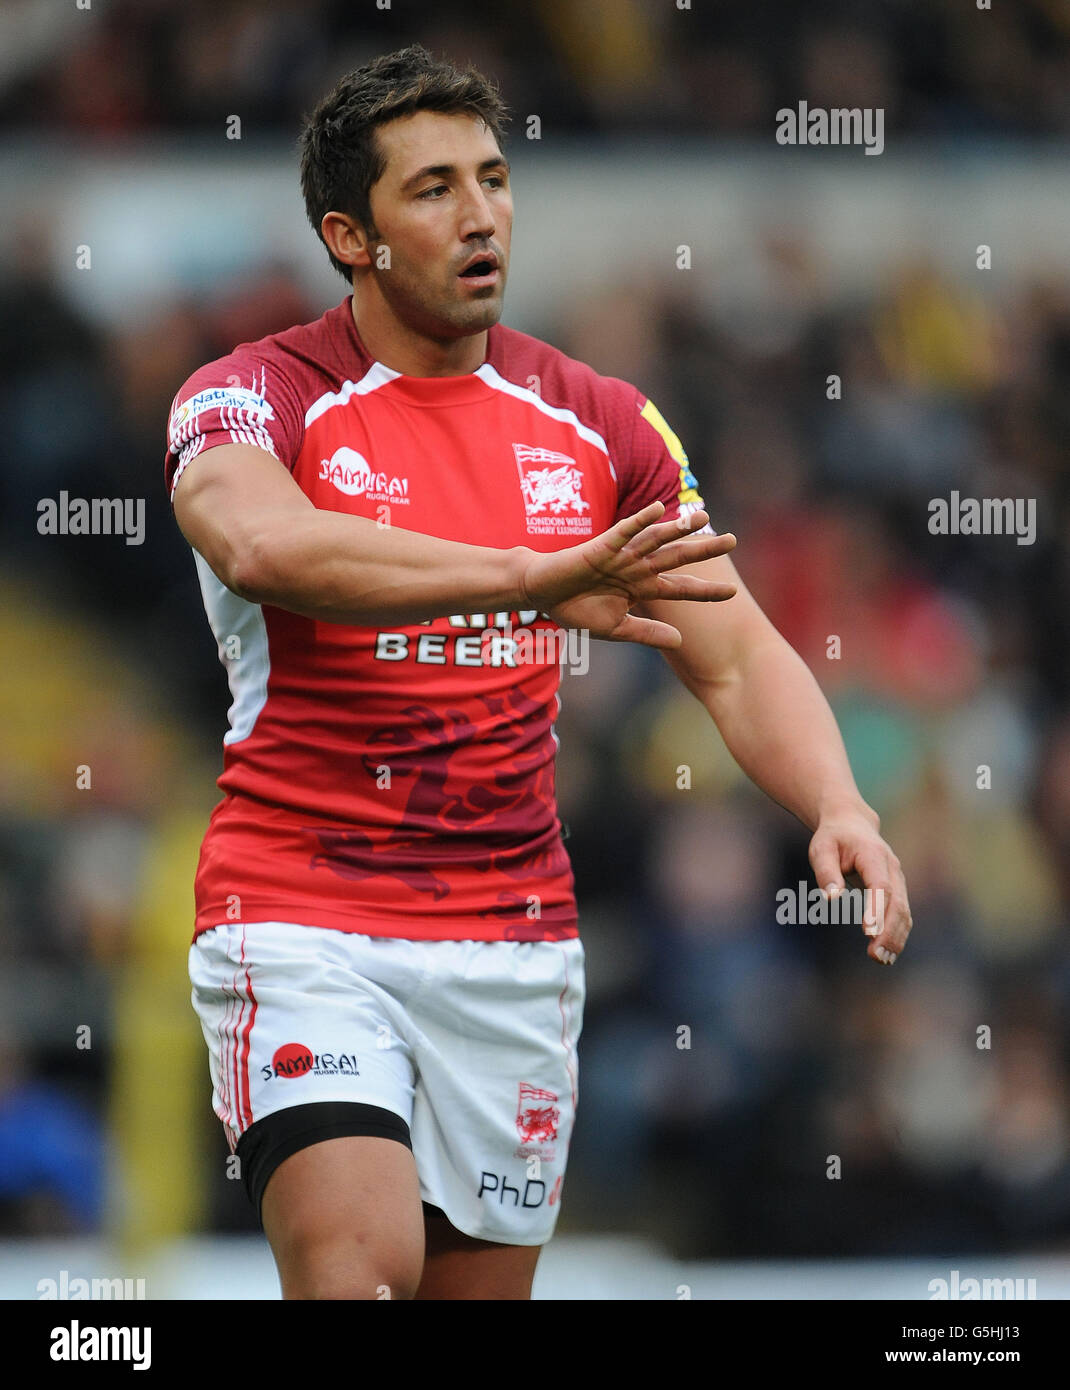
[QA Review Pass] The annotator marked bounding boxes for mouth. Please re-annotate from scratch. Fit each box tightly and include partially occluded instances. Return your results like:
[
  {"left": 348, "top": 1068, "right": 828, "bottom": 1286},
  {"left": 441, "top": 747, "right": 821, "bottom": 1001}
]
[{"left": 457, "top": 252, "right": 500, "bottom": 287}]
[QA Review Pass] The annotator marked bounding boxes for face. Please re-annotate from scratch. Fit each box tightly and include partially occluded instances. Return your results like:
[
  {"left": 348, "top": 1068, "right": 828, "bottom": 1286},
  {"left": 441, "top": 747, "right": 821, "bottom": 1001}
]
[{"left": 361, "top": 109, "right": 512, "bottom": 341}]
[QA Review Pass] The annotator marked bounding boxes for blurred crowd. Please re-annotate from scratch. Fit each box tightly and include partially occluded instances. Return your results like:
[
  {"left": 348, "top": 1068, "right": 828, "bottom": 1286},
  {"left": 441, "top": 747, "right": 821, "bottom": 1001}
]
[
  {"left": 3, "top": 0, "right": 1070, "bottom": 140},
  {"left": 2, "top": 217, "right": 1069, "bottom": 1255},
  {"left": 555, "top": 247, "right": 1070, "bottom": 1257}
]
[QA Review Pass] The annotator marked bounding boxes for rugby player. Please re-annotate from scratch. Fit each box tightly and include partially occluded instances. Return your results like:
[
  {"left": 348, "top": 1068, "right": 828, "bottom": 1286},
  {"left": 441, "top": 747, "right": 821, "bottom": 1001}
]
[{"left": 165, "top": 44, "right": 912, "bottom": 1300}]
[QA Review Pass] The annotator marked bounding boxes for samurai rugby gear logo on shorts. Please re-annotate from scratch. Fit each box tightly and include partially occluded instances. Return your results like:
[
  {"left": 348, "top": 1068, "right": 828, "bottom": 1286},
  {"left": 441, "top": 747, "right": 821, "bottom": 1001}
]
[
  {"left": 513, "top": 444, "right": 592, "bottom": 537},
  {"left": 263, "top": 1041, "right": 360, "bottom": 1080},
  {"left": 514, "top": 1081, "right": 560, "bottom": 1159}
]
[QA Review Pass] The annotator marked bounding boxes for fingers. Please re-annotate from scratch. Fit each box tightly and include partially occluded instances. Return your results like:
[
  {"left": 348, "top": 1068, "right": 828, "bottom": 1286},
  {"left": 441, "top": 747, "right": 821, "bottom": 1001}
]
[
  {"left": 606, "top": 501, "right": 668, "bottom": 551},
  {"left": 867, "top": 886, "right": 912, "bottom": 964},
  {"left": 809, "top": 824, "right": 914, "bottom": 966},
  {"left": 809, "top": 832, "right": 846, "bottom": 899},
  {"left": 849, "top": 847, "right": 912, "bottom": 964},
  {"left": 608, "top": 506, "right": 737, "bottom": 568},
  {"left": 626, "top": 507, "right": 709, "bottom": 557},
  {"left": 648, "top": 532, "right": 737, "bottom": 575},
  {"left": 630, "top": 512, "right": 736, "bottom": 567},
  {"left": 605, "top": 612, "right": 683, "bottom": 649},
  {"left": 654, "top": 572, "right": 738, "bottom": 602}
]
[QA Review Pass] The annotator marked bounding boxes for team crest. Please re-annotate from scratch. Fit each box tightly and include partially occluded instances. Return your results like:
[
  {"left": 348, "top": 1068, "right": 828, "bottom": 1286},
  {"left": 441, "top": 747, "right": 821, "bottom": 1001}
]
[
  {"left": 513, "top": 444, "right": 592, "bottom": 537},
  {"left": 514, "top": 1081, "right": 560, "bottom": 1159}
]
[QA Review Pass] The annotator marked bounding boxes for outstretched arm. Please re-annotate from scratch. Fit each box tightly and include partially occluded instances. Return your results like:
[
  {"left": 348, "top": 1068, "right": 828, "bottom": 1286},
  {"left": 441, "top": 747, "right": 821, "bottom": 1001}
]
[
  {"left": 638, "top": 550, "right": 912, "bottom": 965},
  {"left": 173, "top": 442, "right": 738, "bottom": 641}
]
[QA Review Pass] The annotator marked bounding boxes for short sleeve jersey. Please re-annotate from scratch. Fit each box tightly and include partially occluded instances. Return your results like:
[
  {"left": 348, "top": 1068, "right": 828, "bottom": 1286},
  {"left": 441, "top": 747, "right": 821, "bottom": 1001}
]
[{"left": 165, "top": 296, "right": 711, "bottom": 943}]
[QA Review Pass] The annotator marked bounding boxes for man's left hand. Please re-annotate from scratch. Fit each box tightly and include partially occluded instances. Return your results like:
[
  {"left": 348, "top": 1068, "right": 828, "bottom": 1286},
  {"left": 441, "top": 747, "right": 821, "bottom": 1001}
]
[{"left": 808, "top": 809, "right": 912, "bottom": 965}]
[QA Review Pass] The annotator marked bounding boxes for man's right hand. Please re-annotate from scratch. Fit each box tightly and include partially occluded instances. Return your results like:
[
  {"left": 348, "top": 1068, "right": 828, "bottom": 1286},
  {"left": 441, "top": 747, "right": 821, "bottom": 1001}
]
[{"left": 518, "top": 501, "right": 738, "bottom": 648}]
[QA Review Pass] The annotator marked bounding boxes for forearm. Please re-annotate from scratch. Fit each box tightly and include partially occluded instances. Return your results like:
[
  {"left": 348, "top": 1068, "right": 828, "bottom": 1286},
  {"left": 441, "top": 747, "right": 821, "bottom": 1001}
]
[
  {"left": 235, "top": 509, "right": 532, "bottom": 625},
  {"left": 699, "top": 637, "right": 877, "bottom": 833}
]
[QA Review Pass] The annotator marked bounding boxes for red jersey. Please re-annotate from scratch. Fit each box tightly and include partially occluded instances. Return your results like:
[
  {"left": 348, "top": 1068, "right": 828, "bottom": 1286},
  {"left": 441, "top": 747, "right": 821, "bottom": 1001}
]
[{"left": 165, "top": 296, "right": 709, "bottom": 943}]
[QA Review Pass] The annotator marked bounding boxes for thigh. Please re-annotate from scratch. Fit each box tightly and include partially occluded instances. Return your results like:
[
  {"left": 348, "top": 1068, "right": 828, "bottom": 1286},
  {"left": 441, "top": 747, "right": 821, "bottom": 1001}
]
[
  {"left": 263, "top": 1134, "right": 425, "bottom": 1301},
  {"left": 416, "top": 1210, "right": 541, "bottom": 1300},
  {"left": 189, "top": 922, "right": 427, "bottom": 1299},
  {"left": 408, "top": 936, "right": 586, "bottom": 1247},
  {"left": 188, "top": 921, "right": 419, "bottom": 1152}
]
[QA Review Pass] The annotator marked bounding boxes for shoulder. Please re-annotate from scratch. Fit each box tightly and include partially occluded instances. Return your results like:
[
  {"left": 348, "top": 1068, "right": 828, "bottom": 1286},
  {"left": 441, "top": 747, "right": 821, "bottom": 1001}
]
[
  {"left": 166, "top": 302, "right": 367, "bottom": 484},
  {"left": 486, "top": 323, "right": 643, "bottom": 445},
  {"left": 172, "top": 299, "right": 366, "bottom": 415}
]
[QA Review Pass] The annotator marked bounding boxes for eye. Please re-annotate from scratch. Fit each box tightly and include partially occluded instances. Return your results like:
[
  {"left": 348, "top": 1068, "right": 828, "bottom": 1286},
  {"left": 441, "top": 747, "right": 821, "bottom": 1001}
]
[{"left": 418, "top": 184, "right": 448, "bottom": 199}]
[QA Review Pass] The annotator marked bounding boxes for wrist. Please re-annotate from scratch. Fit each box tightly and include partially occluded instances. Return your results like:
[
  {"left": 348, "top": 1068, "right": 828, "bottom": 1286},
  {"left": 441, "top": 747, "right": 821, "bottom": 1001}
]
[
  {"left": 816, "top": 795, "right": 880, "bottom": 834},
  {"left": 508, "top": 545, "right": 537, "bottom": 610}
]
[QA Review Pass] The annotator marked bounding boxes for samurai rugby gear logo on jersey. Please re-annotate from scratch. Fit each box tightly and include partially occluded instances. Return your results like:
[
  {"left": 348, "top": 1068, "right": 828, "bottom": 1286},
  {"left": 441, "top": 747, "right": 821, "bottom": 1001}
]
[
  {"left": 319, "top": 446, "right": 410, "bottom": 503},
  {"left": 262, "top": 1041, "right": 360, "bottom": 1080},
  {"left": 513, "top": 444, "right": 592, "bottom": 536}
]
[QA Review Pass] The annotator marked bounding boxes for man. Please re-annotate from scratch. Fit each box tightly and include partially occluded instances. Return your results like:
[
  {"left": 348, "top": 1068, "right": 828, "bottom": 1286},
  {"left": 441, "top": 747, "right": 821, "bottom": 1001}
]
[{"left": 166, "top": 44, "right": 911, "bottom": 1301}]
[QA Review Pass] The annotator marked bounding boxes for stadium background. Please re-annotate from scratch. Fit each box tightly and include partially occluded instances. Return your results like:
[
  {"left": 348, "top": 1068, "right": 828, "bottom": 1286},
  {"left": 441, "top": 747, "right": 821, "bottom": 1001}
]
[{"left": 2, "top": 0, "right": 1070, "bottom": 1298}]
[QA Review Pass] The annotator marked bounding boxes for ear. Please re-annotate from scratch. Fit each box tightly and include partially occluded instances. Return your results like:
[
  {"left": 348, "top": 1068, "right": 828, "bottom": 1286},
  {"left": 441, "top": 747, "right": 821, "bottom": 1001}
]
[{"left": 321, "top": 211, "right": 374, "bottom": 272}]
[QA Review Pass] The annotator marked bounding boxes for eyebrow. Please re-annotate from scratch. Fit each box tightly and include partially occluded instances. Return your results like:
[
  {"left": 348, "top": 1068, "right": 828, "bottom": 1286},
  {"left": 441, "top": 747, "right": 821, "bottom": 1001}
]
[{"left": 399, "top": 155, "right": 510, "bottom": 193}]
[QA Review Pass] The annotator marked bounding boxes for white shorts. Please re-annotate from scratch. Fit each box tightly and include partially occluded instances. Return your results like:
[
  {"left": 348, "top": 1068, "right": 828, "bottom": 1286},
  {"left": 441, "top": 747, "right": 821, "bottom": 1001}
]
[{"left": 188, "top": 921, "right": 585, "bottom": 1246}]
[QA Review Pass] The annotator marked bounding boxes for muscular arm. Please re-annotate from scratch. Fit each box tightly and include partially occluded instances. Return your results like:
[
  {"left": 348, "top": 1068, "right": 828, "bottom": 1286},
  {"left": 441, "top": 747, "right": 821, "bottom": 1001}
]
[
  {"left": 644, "top": 554, "right": 870, "bottom": 830},
  {"left": 174, "top": 443, "right": 533, "bottom": 626},
  {"left": 638, "top": 552, "right": 913, "bottom": 963},
  {"left": 172, "top": 443, "right": 737, "bottom": 637}
]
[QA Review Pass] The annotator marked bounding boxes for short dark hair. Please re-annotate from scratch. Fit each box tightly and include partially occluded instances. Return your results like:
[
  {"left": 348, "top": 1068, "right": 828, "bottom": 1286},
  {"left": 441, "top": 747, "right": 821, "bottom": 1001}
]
[{"left": 299, "top": 44, "right": 510, "bottom": 285}]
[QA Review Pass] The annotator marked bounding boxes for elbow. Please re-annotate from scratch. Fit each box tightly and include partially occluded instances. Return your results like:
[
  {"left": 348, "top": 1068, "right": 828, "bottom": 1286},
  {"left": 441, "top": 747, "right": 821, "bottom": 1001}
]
[
  {"left": 224, "top": 529, "right": 286, "bottom": 604},
  {"left": 225, "top": 556, "right": 264, "bottom": 603}
]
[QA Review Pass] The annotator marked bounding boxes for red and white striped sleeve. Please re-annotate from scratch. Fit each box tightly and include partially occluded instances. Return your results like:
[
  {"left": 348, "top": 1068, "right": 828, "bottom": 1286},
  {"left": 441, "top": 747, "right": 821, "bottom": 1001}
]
[{"left": 164, "top": 353, "right": 305, "bottom": 504}]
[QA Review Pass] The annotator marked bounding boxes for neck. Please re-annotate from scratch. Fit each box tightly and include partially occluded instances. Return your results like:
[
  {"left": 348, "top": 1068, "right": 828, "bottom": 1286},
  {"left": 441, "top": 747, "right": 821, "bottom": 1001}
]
[{"left": 350, "top": 291, "right": 488, "bottom": 378}]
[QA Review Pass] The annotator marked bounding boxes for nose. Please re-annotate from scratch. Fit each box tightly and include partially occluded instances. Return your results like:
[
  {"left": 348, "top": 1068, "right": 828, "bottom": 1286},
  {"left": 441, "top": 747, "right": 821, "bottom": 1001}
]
[{"left": 457, "top": 177, "right": 496, "bottom": 241}]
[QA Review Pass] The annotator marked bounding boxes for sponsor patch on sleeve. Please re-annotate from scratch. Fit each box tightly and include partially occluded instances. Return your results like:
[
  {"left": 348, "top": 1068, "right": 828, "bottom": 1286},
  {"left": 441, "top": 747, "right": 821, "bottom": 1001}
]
[{"left": 168, "top": 367, "right": 280, "bottom": 475}]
